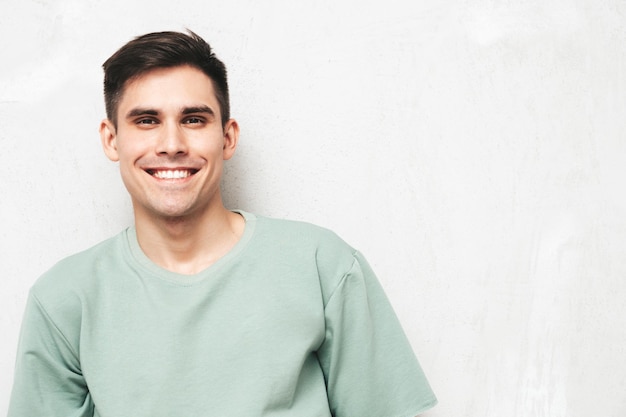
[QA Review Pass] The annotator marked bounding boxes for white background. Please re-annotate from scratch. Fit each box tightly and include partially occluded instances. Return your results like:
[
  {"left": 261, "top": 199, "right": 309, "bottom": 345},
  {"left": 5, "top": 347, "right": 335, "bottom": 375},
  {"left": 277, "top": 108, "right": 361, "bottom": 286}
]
[{"left": 1, "top": 1, "right": 625, "bottom": 416}]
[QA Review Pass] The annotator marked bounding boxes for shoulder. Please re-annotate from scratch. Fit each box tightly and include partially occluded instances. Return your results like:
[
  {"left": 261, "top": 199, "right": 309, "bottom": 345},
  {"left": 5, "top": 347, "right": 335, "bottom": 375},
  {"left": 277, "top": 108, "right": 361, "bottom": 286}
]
[
  {"left": 249, "top": 213, "right": 359, "bottom": 300},
  {"left": 253, "top": 213, "right": 355, "bottom": 258},
  {"left": 23, "top": 230, "right": 128, "bottom": 350},
  {"left": 31, "top": 230, "right": 128, "bottom": 309}
]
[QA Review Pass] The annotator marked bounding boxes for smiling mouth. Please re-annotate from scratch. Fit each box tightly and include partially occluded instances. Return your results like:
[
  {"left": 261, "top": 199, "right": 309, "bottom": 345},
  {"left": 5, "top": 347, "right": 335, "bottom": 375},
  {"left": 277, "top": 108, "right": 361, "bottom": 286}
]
[{"left": 145, "top": 169, "right": 198, "bottom": 179}]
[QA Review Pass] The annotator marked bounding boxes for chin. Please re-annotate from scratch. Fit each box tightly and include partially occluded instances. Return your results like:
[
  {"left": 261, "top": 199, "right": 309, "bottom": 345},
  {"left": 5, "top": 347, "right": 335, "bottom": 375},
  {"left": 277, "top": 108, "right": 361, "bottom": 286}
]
[
  {"left": 155, "top": 207, "right": 198, "bottom": 219},
  {"left": 140, "top": 201, "right": 201, "bottom": 221}
]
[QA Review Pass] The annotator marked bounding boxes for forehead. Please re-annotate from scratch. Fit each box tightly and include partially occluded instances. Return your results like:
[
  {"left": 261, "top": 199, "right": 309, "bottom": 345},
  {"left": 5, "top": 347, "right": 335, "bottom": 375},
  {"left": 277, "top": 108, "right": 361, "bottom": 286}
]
[{"left": 117, "top": 65, "right": 220, "bottom": 116}]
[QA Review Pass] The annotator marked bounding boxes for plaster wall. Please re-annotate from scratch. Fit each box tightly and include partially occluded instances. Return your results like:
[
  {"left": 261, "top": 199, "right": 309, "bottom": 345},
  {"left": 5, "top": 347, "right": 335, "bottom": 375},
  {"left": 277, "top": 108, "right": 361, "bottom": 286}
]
[{"left": 1, "top": 1, "right": 625, "bottom": 415}]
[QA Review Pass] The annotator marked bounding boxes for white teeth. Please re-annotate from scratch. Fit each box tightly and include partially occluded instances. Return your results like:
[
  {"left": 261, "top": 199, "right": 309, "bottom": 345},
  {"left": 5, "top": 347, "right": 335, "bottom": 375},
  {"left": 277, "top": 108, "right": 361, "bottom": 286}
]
[{"left": 152, "top": 170, "right": 191, "bottom": 179}]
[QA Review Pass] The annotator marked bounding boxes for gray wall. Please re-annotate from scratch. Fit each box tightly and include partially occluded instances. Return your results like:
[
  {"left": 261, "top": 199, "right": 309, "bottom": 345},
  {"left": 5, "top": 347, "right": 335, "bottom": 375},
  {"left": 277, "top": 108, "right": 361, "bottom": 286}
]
[{"left": 1, "top": 1, "right": 625, "bottom": 415}]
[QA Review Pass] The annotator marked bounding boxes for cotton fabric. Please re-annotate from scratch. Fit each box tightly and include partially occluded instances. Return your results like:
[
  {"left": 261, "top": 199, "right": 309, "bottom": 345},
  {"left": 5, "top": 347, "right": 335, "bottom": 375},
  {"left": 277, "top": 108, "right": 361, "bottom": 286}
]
[{"left": 9, "top": 211, "right": 436, "bottom": 416}]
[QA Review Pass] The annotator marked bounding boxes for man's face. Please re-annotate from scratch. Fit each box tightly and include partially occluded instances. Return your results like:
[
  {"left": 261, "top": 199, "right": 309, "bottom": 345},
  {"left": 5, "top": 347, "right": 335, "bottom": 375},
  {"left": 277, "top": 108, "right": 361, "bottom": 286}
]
[{"left": 100, "top": 65, "right": 238, "bottom": 221}]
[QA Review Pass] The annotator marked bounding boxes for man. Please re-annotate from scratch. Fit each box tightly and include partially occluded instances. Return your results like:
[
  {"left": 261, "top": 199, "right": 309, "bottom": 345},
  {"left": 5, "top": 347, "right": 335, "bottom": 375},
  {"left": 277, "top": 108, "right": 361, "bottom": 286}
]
[{"left": 8, "top": 31, "right": 436, "bottom": 416}]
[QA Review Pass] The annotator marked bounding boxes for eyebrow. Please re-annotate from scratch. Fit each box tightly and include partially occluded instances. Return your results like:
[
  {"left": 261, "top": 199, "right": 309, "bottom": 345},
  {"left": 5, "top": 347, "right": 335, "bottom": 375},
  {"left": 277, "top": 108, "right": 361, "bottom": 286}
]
[
  {"left": 182, "top": 105, "right": 215, "bottom": 117},
  {"left": 125, "top": 105, "right": 216, "bottom": 119},
  {"left": 126, "top": 108, "right": 158, "bottom": 119}
]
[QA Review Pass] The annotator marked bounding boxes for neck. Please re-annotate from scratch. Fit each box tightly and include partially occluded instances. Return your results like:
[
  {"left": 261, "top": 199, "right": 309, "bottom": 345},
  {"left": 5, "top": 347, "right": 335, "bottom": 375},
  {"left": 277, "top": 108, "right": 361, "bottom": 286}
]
[{"left": 134, "top": 202, "right": 245, "bottom": 275}]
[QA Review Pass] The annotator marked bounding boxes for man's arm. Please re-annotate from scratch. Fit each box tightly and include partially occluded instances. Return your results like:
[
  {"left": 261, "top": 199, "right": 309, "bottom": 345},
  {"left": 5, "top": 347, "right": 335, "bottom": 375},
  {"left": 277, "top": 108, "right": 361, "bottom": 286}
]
[
  {"left": 8, "top": 292, "right": 93, "bottom": 417},
  {"left": 317, "top": 251, "right": 437, "bottom": 417}
]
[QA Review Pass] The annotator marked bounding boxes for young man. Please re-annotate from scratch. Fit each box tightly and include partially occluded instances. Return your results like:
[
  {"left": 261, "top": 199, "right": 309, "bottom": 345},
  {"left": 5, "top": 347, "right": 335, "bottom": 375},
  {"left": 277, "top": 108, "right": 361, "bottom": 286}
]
[{"left": 8, "top": 31, "right": 437, "bottom": 416}]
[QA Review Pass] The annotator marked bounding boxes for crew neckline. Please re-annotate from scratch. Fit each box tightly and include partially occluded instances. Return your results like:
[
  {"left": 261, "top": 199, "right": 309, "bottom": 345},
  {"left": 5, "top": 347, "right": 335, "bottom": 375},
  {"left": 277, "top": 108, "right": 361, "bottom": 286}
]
[{"left": 123, "top": 210, "right": 257, "bottom": 285}]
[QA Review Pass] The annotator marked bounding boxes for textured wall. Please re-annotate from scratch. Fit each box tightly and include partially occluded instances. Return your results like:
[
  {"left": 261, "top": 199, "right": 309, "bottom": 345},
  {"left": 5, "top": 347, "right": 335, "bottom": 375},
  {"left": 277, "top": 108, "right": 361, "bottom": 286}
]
[{"left": 1, "top": 1, "right": 625, "bottom": 415}]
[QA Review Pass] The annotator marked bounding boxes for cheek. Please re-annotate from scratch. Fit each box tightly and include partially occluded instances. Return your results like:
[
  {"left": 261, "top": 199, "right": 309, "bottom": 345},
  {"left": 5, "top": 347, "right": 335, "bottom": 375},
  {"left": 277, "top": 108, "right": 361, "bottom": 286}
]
[
  {"left": 115, "top": 147, "right": 144, "bottom": 181},
  {"left": 118, "top": 164, "right": 138, "bottom": 189},
  {"left": 197, "top": 140, "right": 225, "bottom": 158},
  {"left": 115, "top": 140, "right": 145, "bottom": 164}
]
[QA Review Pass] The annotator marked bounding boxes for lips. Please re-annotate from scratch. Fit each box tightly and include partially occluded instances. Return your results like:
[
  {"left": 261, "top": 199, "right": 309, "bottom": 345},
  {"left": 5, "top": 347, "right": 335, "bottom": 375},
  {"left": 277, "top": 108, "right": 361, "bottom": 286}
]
[{"left": 145, "top": 169, "right": 199, "bottom": 179}]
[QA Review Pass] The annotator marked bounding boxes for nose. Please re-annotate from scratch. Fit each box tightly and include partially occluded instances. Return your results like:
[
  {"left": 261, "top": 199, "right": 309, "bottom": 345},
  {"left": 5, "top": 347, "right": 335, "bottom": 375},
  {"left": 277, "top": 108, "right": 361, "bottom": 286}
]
[{"left": 156, "top": 122, "right": 188, "bottom": 156}]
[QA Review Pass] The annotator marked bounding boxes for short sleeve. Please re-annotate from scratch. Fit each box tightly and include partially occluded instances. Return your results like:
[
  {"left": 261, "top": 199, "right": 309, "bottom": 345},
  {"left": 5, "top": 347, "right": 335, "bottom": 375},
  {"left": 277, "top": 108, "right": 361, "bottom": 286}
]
[
  {"left": 8, "top": 292, "right": 94, "bottom": 417},
  {"left": 316, "top": 252, "right": 437, "bottom": 417}
]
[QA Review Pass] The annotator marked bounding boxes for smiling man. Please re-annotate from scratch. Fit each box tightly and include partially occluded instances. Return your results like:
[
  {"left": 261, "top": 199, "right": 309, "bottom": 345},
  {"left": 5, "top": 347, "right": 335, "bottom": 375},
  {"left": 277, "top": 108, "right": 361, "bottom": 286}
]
[{"left": 8, "top": 31, "right": 437, "bottom": 417}]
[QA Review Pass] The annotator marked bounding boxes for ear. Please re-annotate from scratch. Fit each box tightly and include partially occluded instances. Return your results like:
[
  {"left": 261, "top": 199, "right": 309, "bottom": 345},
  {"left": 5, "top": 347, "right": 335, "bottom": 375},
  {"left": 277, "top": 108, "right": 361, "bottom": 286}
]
[
  {"left": 100, "top": 119, "right": 120, "bottom": 162},
  {"left": 222, "top": 118, "right": 239, "bottom": 161}
]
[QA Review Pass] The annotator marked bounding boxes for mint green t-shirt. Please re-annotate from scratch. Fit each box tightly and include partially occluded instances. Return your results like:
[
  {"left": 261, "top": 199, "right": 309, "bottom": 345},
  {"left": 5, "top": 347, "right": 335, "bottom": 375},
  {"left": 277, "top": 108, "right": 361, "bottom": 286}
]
[{"left": 9, "top": 212, "right": 436, "bottom": 417}]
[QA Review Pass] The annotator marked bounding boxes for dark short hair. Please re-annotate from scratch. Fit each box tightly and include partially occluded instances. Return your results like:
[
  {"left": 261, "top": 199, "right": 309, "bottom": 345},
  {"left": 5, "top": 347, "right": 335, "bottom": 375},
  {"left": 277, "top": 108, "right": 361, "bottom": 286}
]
[{"left": 102, "top": 30, "right": 230, "bottom": 127}]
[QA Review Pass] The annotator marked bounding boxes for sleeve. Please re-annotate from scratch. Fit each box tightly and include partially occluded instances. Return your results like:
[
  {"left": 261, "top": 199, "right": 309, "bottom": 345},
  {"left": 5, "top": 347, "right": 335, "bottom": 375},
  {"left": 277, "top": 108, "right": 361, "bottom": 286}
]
[
  {"left": 316, "top": 251, "right": 437, "bottom": 417},
  {"left": 8, "top": 291, "right": 94, "bottom": 417}
]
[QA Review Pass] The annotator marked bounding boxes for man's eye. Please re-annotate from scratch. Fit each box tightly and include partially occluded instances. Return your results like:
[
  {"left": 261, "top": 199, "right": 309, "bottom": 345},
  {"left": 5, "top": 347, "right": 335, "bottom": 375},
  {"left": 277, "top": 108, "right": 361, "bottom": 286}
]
[
  {"left": 137, "top": 118, "right": 157, "bottom": 125},
  {"left": 184, "top": 117, "right": 204, "bottom": 124}
]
